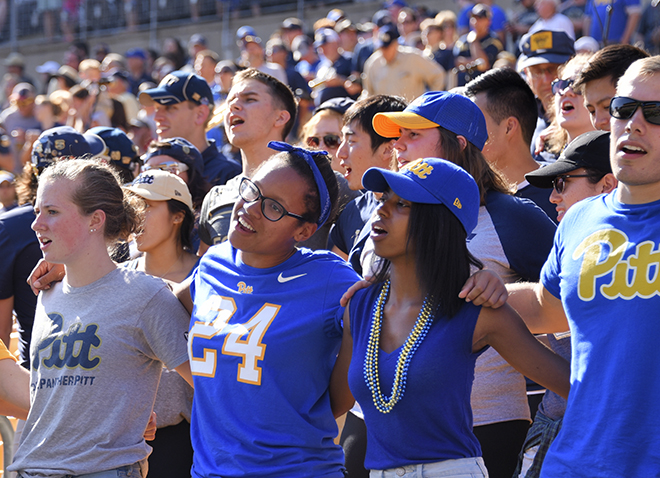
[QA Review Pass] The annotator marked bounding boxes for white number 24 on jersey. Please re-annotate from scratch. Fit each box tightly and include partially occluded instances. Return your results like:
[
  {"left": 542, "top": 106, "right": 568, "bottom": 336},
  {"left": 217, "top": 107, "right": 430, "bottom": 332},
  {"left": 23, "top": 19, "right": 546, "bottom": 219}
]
[{"left": 188, "top": 295, "right": 280, "bottom": 385}]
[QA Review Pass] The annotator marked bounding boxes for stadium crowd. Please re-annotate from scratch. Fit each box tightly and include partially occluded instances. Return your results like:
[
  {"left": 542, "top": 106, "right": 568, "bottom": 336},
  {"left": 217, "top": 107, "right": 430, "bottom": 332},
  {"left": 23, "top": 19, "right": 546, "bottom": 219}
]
[{"left": 0, "top": 0, "right": 660, "bottom": 477}]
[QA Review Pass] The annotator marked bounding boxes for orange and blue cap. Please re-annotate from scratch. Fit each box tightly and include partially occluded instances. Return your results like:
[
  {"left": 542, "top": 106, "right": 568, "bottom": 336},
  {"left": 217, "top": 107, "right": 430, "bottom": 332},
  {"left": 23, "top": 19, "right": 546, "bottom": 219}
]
[{"left": 372, "top": 91, "right": 488, "bottom": 150}]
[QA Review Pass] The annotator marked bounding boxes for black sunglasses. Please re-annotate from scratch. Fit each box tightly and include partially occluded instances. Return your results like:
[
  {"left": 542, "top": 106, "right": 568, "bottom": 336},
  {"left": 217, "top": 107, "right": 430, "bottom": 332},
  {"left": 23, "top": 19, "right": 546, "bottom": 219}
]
[
  {"left": 551, "top": 174, "right": 591, "bottom": 194},
  {"left": 609, "top": 96, "right": 660, "bottom": 126},
  {"left": 551, "top": 78, "right": 578, "bottom": 96},
  {"left": 306, "top": 134, "right": 341, "bottom": 149},
  {"left": 238, "top": 177, "right": 306, "bottom": 222}
]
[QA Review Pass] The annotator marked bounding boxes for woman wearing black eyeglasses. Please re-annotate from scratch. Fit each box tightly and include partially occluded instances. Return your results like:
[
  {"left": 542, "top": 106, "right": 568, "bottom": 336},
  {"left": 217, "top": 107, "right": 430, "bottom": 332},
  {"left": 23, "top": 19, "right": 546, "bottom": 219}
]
[{"left": 175, "top": 142, "right": 362, "bottom": 478}]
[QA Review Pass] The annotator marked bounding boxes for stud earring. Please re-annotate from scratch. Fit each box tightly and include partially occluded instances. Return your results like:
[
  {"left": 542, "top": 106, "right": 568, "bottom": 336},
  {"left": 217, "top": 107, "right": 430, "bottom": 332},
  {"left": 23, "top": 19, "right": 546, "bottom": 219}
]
[{"left": 90, "top": 228, "right": 96, "bottom": 233}]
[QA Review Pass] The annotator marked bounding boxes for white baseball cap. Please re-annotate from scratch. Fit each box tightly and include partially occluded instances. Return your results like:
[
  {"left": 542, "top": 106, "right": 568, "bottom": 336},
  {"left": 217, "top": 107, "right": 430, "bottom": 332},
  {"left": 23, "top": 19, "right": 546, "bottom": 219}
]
[{"left": 125, "top": 169, "right": 193, "bottom": 212}]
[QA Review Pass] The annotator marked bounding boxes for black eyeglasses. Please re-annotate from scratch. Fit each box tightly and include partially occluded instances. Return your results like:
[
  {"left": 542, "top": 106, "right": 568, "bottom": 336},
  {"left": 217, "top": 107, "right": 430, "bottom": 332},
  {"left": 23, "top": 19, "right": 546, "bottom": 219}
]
[
  {"left": 306, "top": 134, "right": 341, "bottom": 149},
  {"left": 551, "top": 78, "right": 578, "bottom": 96},
  {"left": 609, "top": 96, "right": 660, "bottom": 126},
  {"left": 552, "top": 174, "right": 591, "bottom": 194},
  {"left": 238, "top": 177, "right": 306, "bottom": 222}
]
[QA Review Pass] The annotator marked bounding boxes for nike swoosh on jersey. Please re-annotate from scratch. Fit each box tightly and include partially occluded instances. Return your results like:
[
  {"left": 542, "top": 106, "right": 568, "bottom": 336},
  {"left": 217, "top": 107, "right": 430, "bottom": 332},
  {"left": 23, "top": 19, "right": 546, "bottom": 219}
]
[{"left": 277, "top": 272, "right": 307, "bottom": 283}]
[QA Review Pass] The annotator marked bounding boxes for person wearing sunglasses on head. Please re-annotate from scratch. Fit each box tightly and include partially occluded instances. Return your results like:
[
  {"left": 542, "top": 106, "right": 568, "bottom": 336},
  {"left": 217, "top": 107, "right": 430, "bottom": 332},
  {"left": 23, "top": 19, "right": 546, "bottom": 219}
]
[
  {"left": 464, "top": 56, "right": 660, "bottom": 478},
  {"left": 535, "top": 54, "right": 596, "bottom": 162},
  {"left": 507, "top": 130, "right": 616, "bottom": 478},
  {"left": 142, "top": 137, "right": 210, "bottom": 212},
  {"left": 301, "top": 97, "right": 354, "bottom": 173}
]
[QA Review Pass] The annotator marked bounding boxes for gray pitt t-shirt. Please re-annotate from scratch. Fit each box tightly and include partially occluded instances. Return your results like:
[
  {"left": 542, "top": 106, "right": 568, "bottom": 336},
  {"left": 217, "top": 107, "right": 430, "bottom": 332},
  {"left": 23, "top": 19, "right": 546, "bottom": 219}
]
[{"left": 10, "top": 268, "right": 190, "bottom": 477}]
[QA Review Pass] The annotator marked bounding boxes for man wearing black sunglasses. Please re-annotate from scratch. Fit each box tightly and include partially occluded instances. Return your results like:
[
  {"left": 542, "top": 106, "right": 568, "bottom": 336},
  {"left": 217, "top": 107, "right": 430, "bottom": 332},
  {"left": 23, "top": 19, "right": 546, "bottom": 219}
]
[{"left": 492, "top": 57, "right": 660, "bottom": 477}]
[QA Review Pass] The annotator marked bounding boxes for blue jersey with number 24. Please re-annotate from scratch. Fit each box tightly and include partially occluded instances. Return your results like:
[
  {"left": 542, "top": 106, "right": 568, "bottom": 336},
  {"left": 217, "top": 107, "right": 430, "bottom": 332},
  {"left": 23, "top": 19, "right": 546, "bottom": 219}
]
[{"left": 188, "top": 241, "right": 360, "bottom": 478}]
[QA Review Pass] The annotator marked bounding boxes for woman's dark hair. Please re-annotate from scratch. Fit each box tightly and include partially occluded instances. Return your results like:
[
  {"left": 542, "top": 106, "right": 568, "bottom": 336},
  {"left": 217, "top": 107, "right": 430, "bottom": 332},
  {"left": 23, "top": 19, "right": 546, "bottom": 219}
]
[
  {"left": 584, "top": 167, "right": 607, "bottom": 185},
  {"left": 110, "top": 98, "right": 129, "bottom": 132},
  {"left": 167, "top": 199, "right": 195, "bottom": 251},
  {"left": 436, "top": 126, "right": 511, "bottom": 204},
  {"left": 270, "top": 149, "right": 339, "bottom": 226},
  {"left": 372, "top": 201, "right": 483, "bottom": 318}
]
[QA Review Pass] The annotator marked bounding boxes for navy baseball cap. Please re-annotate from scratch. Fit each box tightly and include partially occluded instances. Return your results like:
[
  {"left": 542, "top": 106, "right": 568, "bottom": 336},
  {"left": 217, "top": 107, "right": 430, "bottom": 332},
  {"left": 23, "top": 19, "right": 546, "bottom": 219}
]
[
  {"left": 31, "top": 126, "right": 104, "bottom": 171},
  {"left": 374, "top": 24, "right": 400, "bottom": 49},
  {"left": 314, "top": 97, "right": 355, "bottom": 115},
  {"left": 139, "top": 71, "right": 214, "bottom": 107},
  {"left": 517, "top": 30, "right": 575, "bottom": 71},
  {"left": 373, "top": 91, "right": 488, "bottom": 150},
  {"left": 142, "top": 137, "right": 204, "bottom": 174},
  {"left": 363, "top": 157, "right": 480, "bottom": 234},
  {"left": 87, "top": 126, "right": 140, "bottom": 171},
  {"left": 525, "top": 131, "right": 611, "bottom": 188}
]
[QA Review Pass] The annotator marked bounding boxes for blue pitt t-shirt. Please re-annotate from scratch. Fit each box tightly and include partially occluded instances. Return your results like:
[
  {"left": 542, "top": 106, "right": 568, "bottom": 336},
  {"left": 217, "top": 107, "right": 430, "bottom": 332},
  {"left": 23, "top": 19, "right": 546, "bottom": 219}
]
[
  {"left": 188, "top": 242, "right": 360, "bottom": 478},
  {"left": 540, "top": 192, "right": 660, "bottom": 477}
]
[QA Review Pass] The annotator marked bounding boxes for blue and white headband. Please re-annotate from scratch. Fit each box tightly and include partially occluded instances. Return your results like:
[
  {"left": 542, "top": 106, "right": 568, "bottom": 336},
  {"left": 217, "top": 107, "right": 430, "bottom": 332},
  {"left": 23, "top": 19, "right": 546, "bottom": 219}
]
[{"left": 268, "top": 141, "right": 332, "bottom": 227}]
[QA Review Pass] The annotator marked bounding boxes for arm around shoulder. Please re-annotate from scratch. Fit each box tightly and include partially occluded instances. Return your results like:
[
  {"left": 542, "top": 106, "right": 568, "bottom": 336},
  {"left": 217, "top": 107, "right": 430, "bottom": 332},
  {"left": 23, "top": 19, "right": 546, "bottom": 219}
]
[
  {"left": 330, "top": 306, "right": 355, "bottom": 418},
  {"left": 473, "top": 304, "right": 570, "bottom": 399},
  {"left": 506, "top": 281, "right": 568, "bottom": 334}
]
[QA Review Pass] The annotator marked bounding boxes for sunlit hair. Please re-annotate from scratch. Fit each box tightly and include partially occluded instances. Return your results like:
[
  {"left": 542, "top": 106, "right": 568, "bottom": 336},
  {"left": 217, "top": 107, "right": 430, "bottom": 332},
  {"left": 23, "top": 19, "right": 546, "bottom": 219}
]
[
  {"left": 232, "top": 68, "right": 297, "bottom": 140},
  {"left": 618, "top": 55, "right": 660, "bottom": 86},
  {"left": 372, "top": 200, "right": 483, "bottom": 318},
  {"left": 573, "top": 44, "right": 649, "bottom": 93},
  {"left": 343, "top": 95, "right": 408, "bottom": 153},
  {"left": 39, "top": 158, "right": 143, "bottom": 245}
]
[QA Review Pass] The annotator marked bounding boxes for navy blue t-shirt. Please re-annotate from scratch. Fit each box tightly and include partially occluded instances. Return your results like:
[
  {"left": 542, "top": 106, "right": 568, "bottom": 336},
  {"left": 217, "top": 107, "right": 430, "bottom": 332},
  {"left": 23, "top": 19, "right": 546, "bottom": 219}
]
[
  {"left": 202, "top": 140, "right": 241, "bottom": 187},
  {"left": 0, "top": 205, "right": 41, "bottom": 368}
]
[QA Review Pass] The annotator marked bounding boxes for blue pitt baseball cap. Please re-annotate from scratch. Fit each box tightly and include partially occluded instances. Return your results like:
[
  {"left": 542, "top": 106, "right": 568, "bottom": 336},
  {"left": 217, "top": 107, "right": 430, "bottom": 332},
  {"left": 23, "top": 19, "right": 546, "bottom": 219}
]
[
  {"left": 362, "top": 157, "right": 480, "bottom": 234},
  {"left": 31, "top": 126, "right": 104, "bottom": 172},
  {"left": 138, "top": 71, "right": 214, "bottom": 107},
  {"left": 87, "top": 126, "right": 140, "bottom": 171},
  {"left": 372, "top": 91, "right": 488, "bottom": 150},
  {"left": 143, "top": 137, "right": 204, "bottom": 174}
]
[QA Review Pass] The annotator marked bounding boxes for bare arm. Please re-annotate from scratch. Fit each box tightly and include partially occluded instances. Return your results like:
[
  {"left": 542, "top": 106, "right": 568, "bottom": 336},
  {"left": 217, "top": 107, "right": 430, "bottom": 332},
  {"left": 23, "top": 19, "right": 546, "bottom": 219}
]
[
  {"left": 27, "top": 259, "right": 66, "bottom": 295},
  {"left": 506, "top": 282, "right": 569, "bottom": 334},
  {"left": 197, "top": 240, "right": 209, "bottom": 257},
  {"left": 0, "top": 352, "right": 30, "bottom": 420},
  {"left": 172, "top": 277, "right": 193, "bottom": 315},
  {"left": 458, "top": 269, "right": 508, "bottom": 308},
  {"left": 0, "top": 152, "right": 13, "bottom": 171},
  {"left": 331, "top": 245, "right": 349, "bottom": 261},
  {"left": 467, "top": 32, "right": 491, "bottom": 71},
  {"left": 175, "top": 361, "right": 194, "bottom": 388},
  {"left": 473, "top": 304, "right": 570, "bottom": 399},
  {"left": 621, "top": 11, "right": 641, "bottom": 44},
  {"left": 0, "top": 297, "right": 13, "bottom": 347},
  {"left": 329, "top": 306, "right": 355, "bottom": 418}
]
